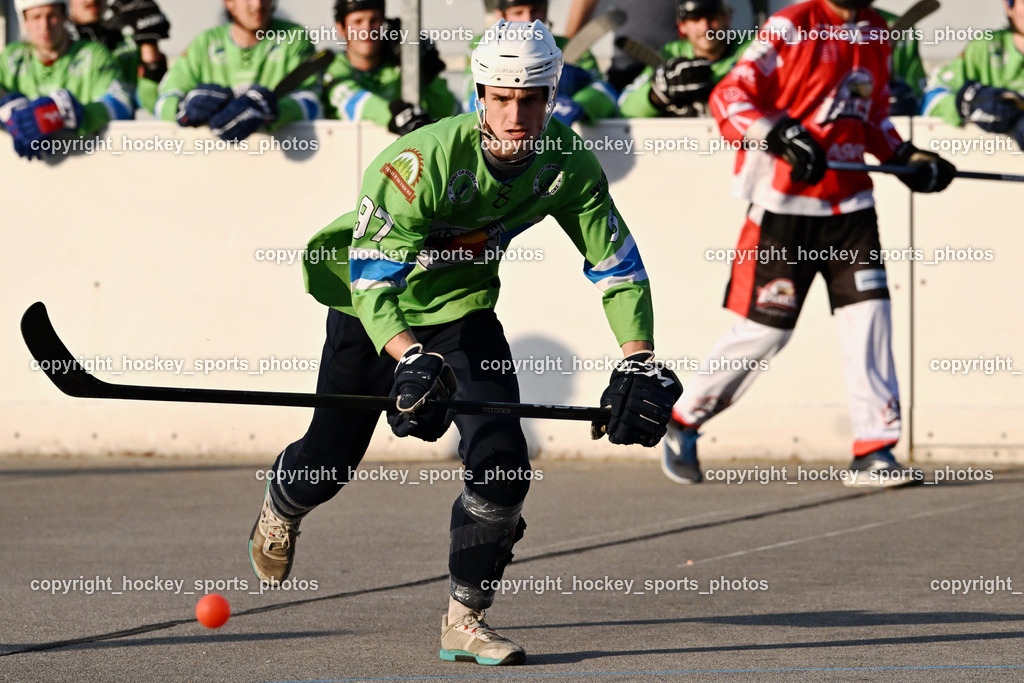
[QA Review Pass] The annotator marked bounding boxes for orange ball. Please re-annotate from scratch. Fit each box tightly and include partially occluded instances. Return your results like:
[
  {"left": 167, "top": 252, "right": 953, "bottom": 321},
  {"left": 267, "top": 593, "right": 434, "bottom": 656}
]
[{"left": 196, "top": 593, "right": 231, "bottom": 628}]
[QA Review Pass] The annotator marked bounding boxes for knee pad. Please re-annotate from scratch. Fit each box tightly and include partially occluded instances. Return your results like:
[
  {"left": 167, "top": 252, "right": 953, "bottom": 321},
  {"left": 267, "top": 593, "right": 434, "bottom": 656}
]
[
  {"left": 467, "top": 449, "right": 532, "bottom": 507},
  {"left": 449, "top": 487, "right": 527, "bottom": 610}
]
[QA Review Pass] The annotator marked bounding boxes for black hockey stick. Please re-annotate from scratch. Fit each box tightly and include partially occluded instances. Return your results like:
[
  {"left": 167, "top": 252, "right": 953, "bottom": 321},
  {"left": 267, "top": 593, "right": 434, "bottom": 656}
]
[
  {"left": 829, "top": 161, "right": 1024, "bottom": 183},
  {"left": 563, "top": 9, "right": 627, "bottom": 65},
  {"left": 20, "top": 303, "right": 609, "bottom": 422},
  {"left": 890, "top": 0, "right": 941, "bottom": 32},
  {"left": 614, "top": 35, "right": 664, "bottom": 68},
  {"left": 272, "top": 49, "right": 334, "bottom": 97}
]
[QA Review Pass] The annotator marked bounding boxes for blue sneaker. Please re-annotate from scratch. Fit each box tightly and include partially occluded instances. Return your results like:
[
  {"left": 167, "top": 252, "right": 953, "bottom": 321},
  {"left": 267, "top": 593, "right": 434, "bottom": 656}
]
[
  {"left": 662, "top": 420, "right": 702, "bottom": 484},
  {"left": 844, "top": 447, "right": 923, "bottom": 488}
]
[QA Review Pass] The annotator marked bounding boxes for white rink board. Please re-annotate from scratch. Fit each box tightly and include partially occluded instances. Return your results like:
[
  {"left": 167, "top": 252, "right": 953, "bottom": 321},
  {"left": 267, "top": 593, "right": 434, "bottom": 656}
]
[{"left": 2, "top": 119, "right": 1021, "bottom": 463}]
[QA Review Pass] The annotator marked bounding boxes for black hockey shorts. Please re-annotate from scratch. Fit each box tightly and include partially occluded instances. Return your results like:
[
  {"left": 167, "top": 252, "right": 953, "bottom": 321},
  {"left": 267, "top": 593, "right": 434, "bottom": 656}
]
[
  {"left": 722, "top": 205, "right": 890, "bottom": 330},
  {"left": 272, "top": 307, "right": 529, "bottom": 509}
]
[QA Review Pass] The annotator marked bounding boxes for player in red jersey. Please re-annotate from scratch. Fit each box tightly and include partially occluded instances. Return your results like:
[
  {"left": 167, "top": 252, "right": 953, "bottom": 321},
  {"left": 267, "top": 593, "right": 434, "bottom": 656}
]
[{"left": 662, "top": 0, "right": 956, "bottom": 486}]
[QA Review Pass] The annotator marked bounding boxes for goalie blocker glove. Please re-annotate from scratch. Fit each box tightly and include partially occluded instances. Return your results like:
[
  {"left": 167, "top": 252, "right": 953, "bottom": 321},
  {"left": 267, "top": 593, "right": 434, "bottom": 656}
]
[
  {"left": 209, "top": 86, "right": 279, "bottom": 141},
  {"left": 388, "top": 100, "right": 432, "bottom": 135},
  {"left": 176, "top": 84, "right": 233, "bottom": 126},
  {"left": 888, "top": 142, "right": 956, "bottom": 193},
  {"left": 956, "top": 82, "right": 1024, "bottom": 134},
  {"left": 387, "top": 344, "right": 457, "bottom": 442},
  {"left": 764, "top": 117, "right": 828, "bottom": 185},
  {"left": 650, "top": 57, "right": 714, "bottom": 110},
  {"left": 591, "top": 352, "right": 683, "bottom": 447}
]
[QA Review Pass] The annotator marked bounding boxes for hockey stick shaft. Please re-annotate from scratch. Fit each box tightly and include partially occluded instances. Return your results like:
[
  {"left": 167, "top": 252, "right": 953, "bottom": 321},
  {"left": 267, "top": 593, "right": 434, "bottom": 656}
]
[
  {"left": 613, "top": 36, "right": 664, "bottom": 68},
  {"left": 829, "top": 161, "right": 1024, "bottom": 183},
  {"left": 273, "top": 49, "right": 334, "bottom": 97},
  {"left": 890, "top": 0, "right": 941, "bottom": 32},
  {"left": 563, "top": 9, "right": 627, "bottom": 65},
  {"left": 20, "top": 303, "right": 608, "bottom": 422}
]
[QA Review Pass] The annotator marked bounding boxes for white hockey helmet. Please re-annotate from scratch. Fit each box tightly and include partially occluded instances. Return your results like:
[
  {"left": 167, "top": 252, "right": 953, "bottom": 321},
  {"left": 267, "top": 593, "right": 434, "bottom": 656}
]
[
  {"left": 15, "top": 0, "right": 66, "bottom": 13},
  {"left": 471, "top": 19, "right": 563, "bottom": 134}
]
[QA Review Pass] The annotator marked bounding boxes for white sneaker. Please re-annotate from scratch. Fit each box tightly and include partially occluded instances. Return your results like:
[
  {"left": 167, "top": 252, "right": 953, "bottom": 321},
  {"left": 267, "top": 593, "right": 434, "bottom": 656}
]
[
  {"left": 248, "top": 484, "right": 301, "bottom": 583},
  {"left": 439, "top": 603, "right": 526, "bottom": 666}
]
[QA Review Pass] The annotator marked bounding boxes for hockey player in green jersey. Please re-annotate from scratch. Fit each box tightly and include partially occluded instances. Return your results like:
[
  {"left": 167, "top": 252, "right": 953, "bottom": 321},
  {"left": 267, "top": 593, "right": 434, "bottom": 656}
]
[
  {"left": 619, "top": 0, "right": 749, "bottom": 118},
  {"left": 155, "top": 0, "right": 321, "bottom": 141},
  {"left": 324, "top": 0, "right": 457, "bottom": 134},
  {"left": 67, "top": 0, "right": 171, "bottom": 114},
  {"left": 464, "top": 0, "right": 617, "bottom": 126},
  {"left": 923, "top": 0, "right": 1024, "bottom": 148},
  {"left": 0, "top": 0, "right": 133, "bottom": 160},
  {"left": 248, "top": 19, "right": 682, "bottom": 666},
  {"left": 876, "top": 6, "right": 927, "bottom": 116}
]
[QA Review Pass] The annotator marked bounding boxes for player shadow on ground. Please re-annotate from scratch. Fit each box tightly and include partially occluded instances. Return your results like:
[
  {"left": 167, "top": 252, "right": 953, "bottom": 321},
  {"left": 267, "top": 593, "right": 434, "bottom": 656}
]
[
  {"left": 510, "top": 611, "right": 1024, "bottom": 631},
  {"left": 1, "top": 629, "right": 340, "bottom": 655},
  {"left": 523, "top": 623, "right": 1024, "bottom": 665}
]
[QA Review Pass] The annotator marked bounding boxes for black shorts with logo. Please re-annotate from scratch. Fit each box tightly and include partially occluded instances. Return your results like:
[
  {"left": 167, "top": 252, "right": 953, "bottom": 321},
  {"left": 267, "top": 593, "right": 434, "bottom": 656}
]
[{"left": 723, "top": 205, "right": 890, "bottom": 330}]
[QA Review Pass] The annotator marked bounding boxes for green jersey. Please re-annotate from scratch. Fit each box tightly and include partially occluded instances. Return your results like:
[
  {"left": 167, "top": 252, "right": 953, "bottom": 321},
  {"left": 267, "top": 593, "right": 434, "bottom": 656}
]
[
  {"left": 155, "top": 20, "right": 320, "bottom": 127},
  {"left": 877, "top": 8, "right": 927, "bottom": 98},
  {"left": 464, "top": 34, "right": 617, "bottom": 122},
  {"left": 924, "top": 30, "right": 1024, "bottom": 125},
  {"left": 617, "top": 38, "right": 749, "bottom": 118},
  {"left": 0, "top": 40, "right": 133, "bottom": 136},
  {"left": 303, "top": 113, "right": 653, "bottom": 353},
  {"left": 323, "top": 51, "right": 457, "bottom": 124}
]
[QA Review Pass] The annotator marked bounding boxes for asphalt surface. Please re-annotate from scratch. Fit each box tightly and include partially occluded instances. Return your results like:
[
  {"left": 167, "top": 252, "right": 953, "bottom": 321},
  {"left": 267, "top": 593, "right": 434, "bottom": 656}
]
[{"left": 2, "top": 456, "right": 1024, "bottom": 682}]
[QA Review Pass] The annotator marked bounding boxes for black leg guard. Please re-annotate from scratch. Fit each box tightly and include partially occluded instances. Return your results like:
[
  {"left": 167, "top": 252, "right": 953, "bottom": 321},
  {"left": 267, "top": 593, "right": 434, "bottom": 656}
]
[{"left": 449, "top": 487, "right": 528, "bottom": 610}]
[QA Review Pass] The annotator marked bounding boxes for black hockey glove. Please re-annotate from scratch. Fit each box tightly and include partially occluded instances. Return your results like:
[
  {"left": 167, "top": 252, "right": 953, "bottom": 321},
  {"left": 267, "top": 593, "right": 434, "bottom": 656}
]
[
  {"left": 956, "top": 82, "right": 1024, "bottom": 134},
  {"left": 387, "top": 344, "right": 457, "bottom": 442},
  {"left": 765, "top": 117, "right": 828, "bottom": 185},
  {"left": 388, "top": 100, "right": 432, "bottom": 136},
  {"left": 1013, "top": 115, "right": 1024, "bottom": 152},
  {"left": 650, "top": 56, "right": 713, "bottom": 111},
  {"left": 176, "top": 84, "right": 233, "bottom": 127},
  {"left": 209, "top": 86, "right": 278, "bottom": 141},
  {"left": 104, "top": 0, "right": 171, "bottom": 43},
  {"left": 887, "top": 141, "right": 956, "bottom": 193},
  {"left": 591, "top": 352, "right": 683, "bottom": 447},
  {"left": 888, "top": 78, "right": 920, "bottom": 117}
]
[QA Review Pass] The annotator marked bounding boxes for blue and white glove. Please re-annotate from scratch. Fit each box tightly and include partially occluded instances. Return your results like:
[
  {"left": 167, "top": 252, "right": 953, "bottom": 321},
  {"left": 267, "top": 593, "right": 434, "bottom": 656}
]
[
  {"left": 176, "top": 84, "right": 233, "bottom": 127},
  {"left": 552, "top": 96, "right": 585, "bottom": 126},
  {"left": 0, "top": 92, "right": 36, "bottom": 159},
  {"left": 0, "top": 91, "right": 29, "bottom": 131},
  {"left": 9, "top": 89, "right": 83, "bottom": 160},
  {"left": 208, "top": 86, "right": 278, "bottom": 141},
  {"left": 956, "top": 82, "right": 1023, "bottom": 134},
  {"left": 558, "top": 64, "right": 593, "bottom": 98}
]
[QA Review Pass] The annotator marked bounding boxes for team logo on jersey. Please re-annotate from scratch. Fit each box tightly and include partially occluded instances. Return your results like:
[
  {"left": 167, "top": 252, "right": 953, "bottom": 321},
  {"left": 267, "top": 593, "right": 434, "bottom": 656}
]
[
  {"left": 381, "top": 148, "right": 424, "bottom": 203},
  {"left": 755, "top": 278, "right": 797, "bottom": 312},
  {"left": 533, "top": 163, "right": 564, "bottom": 198},
  {"left": 816, "top": 68, "right": 874, "bottom": 125},
  {"left": 67, "top": 50, "right": 92, "bottom": 78},
  {"left": 447, "top": 169, "right": 478, "bottom": 205},
  {"left": 208, "top": 43, "right": 228, "bottom": 65},
  {"left": 417, "top": 220, "right": 505, "bottom": 268}
]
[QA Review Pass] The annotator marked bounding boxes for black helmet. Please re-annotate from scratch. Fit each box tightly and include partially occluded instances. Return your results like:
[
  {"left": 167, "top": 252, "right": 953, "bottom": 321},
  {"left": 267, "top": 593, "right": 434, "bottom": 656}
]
[
  {"left": 496, "top": 0, "right": 548, "bottom": 10},
  {"left": 677, "top": 0, "right": 728, "bottom": 21},
  {"left": 334, "top": 0, "right": 385, "bottom": 23}
]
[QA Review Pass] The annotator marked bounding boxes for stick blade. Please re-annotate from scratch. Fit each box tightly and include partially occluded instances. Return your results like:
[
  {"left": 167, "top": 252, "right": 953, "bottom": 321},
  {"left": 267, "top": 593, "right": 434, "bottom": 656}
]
[{"left": 21, "top": 302, "right": 108, "bottom": 398}]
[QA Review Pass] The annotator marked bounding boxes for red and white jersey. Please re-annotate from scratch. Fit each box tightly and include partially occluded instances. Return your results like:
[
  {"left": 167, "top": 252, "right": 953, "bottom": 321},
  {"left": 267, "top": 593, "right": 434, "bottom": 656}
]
[{"left": 710, "top": 0, "right": 904, "bottom": 216}]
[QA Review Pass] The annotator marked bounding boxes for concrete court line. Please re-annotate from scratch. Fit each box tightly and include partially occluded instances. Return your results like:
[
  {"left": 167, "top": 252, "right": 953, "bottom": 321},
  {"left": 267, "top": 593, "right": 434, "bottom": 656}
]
[{"left": 684, "top": 490, "right": 1024, "bottom": 567}]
